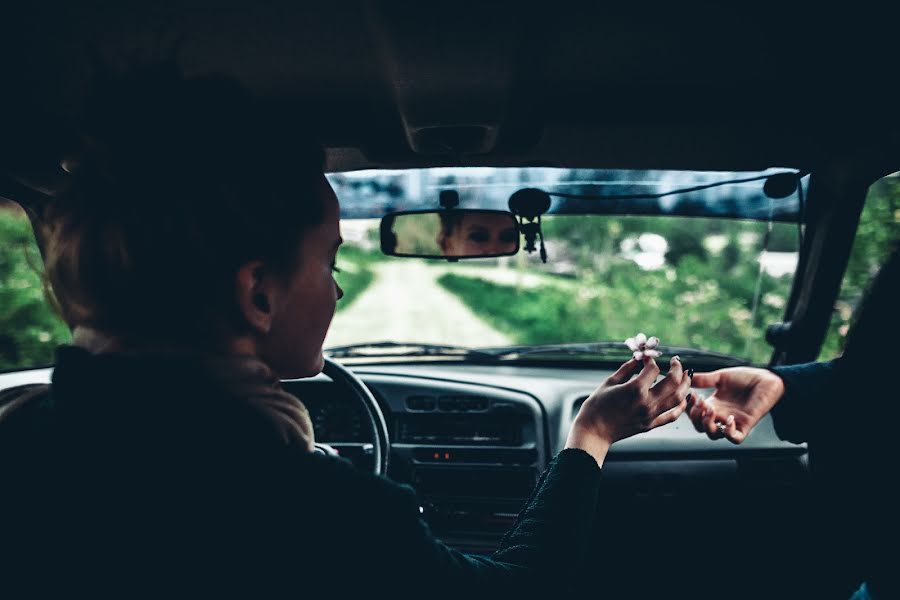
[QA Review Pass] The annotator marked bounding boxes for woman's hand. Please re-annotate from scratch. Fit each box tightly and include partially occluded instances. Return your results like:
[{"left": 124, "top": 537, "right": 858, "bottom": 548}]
[
  {"left": 566, "top": 356, "right": 690, "bottom": 466},
  {"left": 688, "top": 367, "right": 785, "bottom": 444}
]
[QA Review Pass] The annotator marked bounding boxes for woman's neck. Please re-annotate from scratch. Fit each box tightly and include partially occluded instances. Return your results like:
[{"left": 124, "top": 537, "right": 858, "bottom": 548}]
[{"left": 71, "top": 325, "right": 259, "bottom": 358}]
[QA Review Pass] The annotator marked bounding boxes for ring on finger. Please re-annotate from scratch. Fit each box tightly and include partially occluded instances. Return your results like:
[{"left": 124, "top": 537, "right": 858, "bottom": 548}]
[{"left": 715, "top": 421, "right": 727, "bottom": 436}]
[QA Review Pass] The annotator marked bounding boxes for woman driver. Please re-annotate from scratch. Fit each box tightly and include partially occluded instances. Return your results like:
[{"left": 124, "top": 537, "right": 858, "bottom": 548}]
[
  {"left": 437, "top": 211, "right": 519, "bottom": 256},
  {"left": 1, "top": 66, "right": 691, "bottom": 597}
]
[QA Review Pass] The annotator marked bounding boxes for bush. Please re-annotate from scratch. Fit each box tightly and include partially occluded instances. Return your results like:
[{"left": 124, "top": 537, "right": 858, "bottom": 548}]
[
  {"left": 334, "top": 244, "right": 377, "bottom": 311},
  {"left": 438, "top": 252, "right": 794, "bottom": 364},
  {"left": 0, "top": 208, "right": 71, "bottom": 370},
  {"left": 819, "top": 174, "right": 899, "bottom": 359}
]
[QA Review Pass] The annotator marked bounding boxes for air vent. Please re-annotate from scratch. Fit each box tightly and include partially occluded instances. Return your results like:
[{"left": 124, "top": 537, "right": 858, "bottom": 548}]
[
  {"left": 397, "top": 413, "right": 524, "bottom": 446},
  {"left": 406, "top": 395, "right": 437, "bottom": 411},
  {"left": 406, "top": 395, "right": 490, "bottom": 412},
  {"left": 437, "top": 395, "right": 489, "bottom": 412}
]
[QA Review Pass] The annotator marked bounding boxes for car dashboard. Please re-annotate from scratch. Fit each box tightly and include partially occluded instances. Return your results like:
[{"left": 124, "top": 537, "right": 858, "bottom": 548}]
[
  {"left": 0, "top": 360, "right": 810, "bottom": 561},
  {"left": 290, "top": 362, "right": 810, "bottom": 555}
]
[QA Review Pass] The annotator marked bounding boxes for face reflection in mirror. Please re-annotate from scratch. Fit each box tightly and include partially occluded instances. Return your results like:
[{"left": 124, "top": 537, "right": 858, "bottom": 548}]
[
  {"left": 383, "top": 211, "right": 519, "bottom": 258},
  {"left": 437, "top": 212, "right": 519, "bottom": 257}
]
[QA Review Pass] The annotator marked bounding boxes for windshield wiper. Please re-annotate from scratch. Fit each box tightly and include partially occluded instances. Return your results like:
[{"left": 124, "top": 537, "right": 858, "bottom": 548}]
[
  {"left": 326, "top": 341, "right": 499, "bottom": 361},
  {"left": 327, "top": 341, "right": 751, "bottom": 366},
  {"left": 481, "top": 342, "right": 625, "bottom": 358},
  {"left": 479, "top": 343, "right": 750, "bottom": 366}
]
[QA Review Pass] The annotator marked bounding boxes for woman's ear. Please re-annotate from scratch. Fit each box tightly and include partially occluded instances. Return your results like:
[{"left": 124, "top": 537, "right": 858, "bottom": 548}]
[{"left": 235, "top": 261, "right": 275, "bottom": 334}]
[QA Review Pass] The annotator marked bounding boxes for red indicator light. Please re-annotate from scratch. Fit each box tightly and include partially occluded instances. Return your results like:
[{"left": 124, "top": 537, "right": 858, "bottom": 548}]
[
  {"left": 433, "top": 452, "right": 439, "bottom": 459},
  {"left": 444, "top": 452, "right": 450, "bottom": 460}
]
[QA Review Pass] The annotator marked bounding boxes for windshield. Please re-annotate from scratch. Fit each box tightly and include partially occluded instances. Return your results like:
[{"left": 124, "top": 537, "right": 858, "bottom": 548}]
[{"left": 325, "top": 168, "right": 803, "bottom": 364}]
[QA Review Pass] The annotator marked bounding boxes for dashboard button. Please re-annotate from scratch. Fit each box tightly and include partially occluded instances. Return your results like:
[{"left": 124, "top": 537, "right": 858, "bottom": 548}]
[
  {"left": 438, "top": 396, "right": 459, "bottom": 411},
  {"left": 407, "top": 395, "right": 437, "bottom": 411}
]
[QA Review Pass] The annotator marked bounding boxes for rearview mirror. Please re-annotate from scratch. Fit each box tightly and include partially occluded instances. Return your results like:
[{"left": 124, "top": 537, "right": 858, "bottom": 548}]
[{"left": 380, "top": 210, "right": 520, "bottom": 259}]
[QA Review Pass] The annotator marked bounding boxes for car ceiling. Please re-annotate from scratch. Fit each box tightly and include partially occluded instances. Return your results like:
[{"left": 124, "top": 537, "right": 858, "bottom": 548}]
[{"left": 1, "top": 1, "right": 899, "bottom": 197}]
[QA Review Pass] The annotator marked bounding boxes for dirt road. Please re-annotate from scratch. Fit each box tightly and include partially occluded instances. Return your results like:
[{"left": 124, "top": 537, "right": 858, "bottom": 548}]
[{"left": 325, "top": 261, "right": 512, "bottom": 349}]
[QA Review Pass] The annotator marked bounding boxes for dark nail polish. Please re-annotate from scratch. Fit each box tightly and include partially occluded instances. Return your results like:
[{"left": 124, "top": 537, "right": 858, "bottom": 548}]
[
  {"left": 686, "top": 393, "right": 692, "bottom": 403},
  {"left": 687, "top": 368, "right": 694, "bottom": 378}
]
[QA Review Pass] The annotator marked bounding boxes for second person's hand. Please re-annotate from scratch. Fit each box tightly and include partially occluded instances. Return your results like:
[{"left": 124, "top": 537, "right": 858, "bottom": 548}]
[{"left": 688, "top": 367, "right": 785, "bottom": 443}]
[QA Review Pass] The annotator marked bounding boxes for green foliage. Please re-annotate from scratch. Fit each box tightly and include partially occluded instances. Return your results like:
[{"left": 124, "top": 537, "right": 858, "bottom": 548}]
[
  {"left": 390, "top": 214, "right": 442, "bottom": 255},
  {"left": 334, "top": 244, "right": 377, "bottom": 311},
  {"left": 664, "top": 226, "right": 710, "bottom": 265},
  {"left": 0, "top": 207, "right": 71, "bottom": 371},
  {"left": 819, "top": 173, "right": 899, "bottom": 359},
  {"left": 4, "top": 170, "right": 895, "bottom": 370},
  {"left": 719, "top": 235, "right": 742, "bottom": 271},
  {"left": 438, "top": 251, "right": 794, "bottom": 364},
  {"left": 767, "top": 225, "right": 799, "bottom": 252},
  {"left": 542, "top": 215, "right": 794, "bottom": 273}
]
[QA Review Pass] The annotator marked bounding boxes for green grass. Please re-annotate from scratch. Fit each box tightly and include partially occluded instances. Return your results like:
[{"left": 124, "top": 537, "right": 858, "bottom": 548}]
[
  {"left": 437, "top": 256, "right": 794, "bottom": 364},
  {"left": 437, "top": 272, "right": 581, "bottom": 345},
  {"left": 334, "top": 245, "right": 378, "bottom": 311},
  {"left": 0, "top": 208, "right": 71, "bottom": 370}
]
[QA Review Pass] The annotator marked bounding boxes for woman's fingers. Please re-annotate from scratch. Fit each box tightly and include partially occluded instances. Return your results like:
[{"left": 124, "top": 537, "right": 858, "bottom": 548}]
[
  {"left": 691, "top": 371, "right": 721, "bottom": 389},
  {"left": 710, "top": 411, "right": 743, "bottom": 443},
  {"left": 702, "top": 399, "right": 720, "bottom": 437},
  {"left": 667, "top": 355, "right": 684, "bottom": 380},
  {"left": 606, "top": 357, "right": 644, "bottom": 385},
  {"left": 648, "top": 356, "right": 685, "bottom": 400},
  {"left": 674, "top": 371, "right": 691, "bottom": 405},
  {"left": 648, "top": 396, "right": 688, "bottom": 429},
  {"left": 689, "top": 371, "right": 725, "bottom": 436},
  {"left": 724, "top": 415, "right": 747, "bottom": 444},
  {"left": 631, "top": 356, "right": 661, "bottom": 389},
  {"left": 654, "top": 370, "right": 691, "bottom": 415},
  {"left": 688, "top": 392, "right": 706, "bottom": 432},
  {"left": 683, "top": 387, "right": 747, "bottom": 443},
  {"left": 701, "top": 399, "right": 737, "bottom": 440},
  {"left": 687, "top": 395, "right": 747, "bottom": 443},
  {"left": 643, "top": 369, "right": 691, "bottom": 430}
]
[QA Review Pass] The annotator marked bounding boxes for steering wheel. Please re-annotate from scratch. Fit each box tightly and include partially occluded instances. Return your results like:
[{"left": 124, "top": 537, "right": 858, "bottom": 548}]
[{"left": 317, "top": 357, "right": 390, "bottom": 476}]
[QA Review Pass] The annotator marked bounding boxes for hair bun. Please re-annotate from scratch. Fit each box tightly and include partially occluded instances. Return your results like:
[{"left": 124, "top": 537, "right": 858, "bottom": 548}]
[{"left": 41, "top": 63, "right": 327, "bottom": 344}]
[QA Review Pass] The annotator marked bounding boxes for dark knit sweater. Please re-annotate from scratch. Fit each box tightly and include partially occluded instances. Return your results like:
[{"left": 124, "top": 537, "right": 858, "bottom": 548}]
[
  {"left": 767, "top": 246, "right": 899, "bottom": 599},
  {"left": 1, "top": 346, "right": 602, "bottom": 597}
]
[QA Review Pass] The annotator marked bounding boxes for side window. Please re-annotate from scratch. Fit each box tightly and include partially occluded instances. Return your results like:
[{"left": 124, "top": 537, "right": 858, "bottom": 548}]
[
  {"left": 819, "top": 172, "right": 899, "bottom": 360},
  {"left": 0, "top": 201, "right": 71, "bottom": 371}
]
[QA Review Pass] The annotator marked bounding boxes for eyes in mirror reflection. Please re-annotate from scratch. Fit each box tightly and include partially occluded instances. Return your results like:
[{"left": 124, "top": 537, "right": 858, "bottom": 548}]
[
  {"left": 383, "top": 210, "right": 519, "bottom": 258},
  {"left": 437, "top": 212, "right": 519, "bottom": 257}
]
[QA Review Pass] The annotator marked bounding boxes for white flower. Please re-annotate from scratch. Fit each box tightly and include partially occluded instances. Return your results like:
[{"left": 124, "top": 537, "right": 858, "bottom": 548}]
[{"left": 624, "top": 333, "right": 661, "bottom": 360}]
